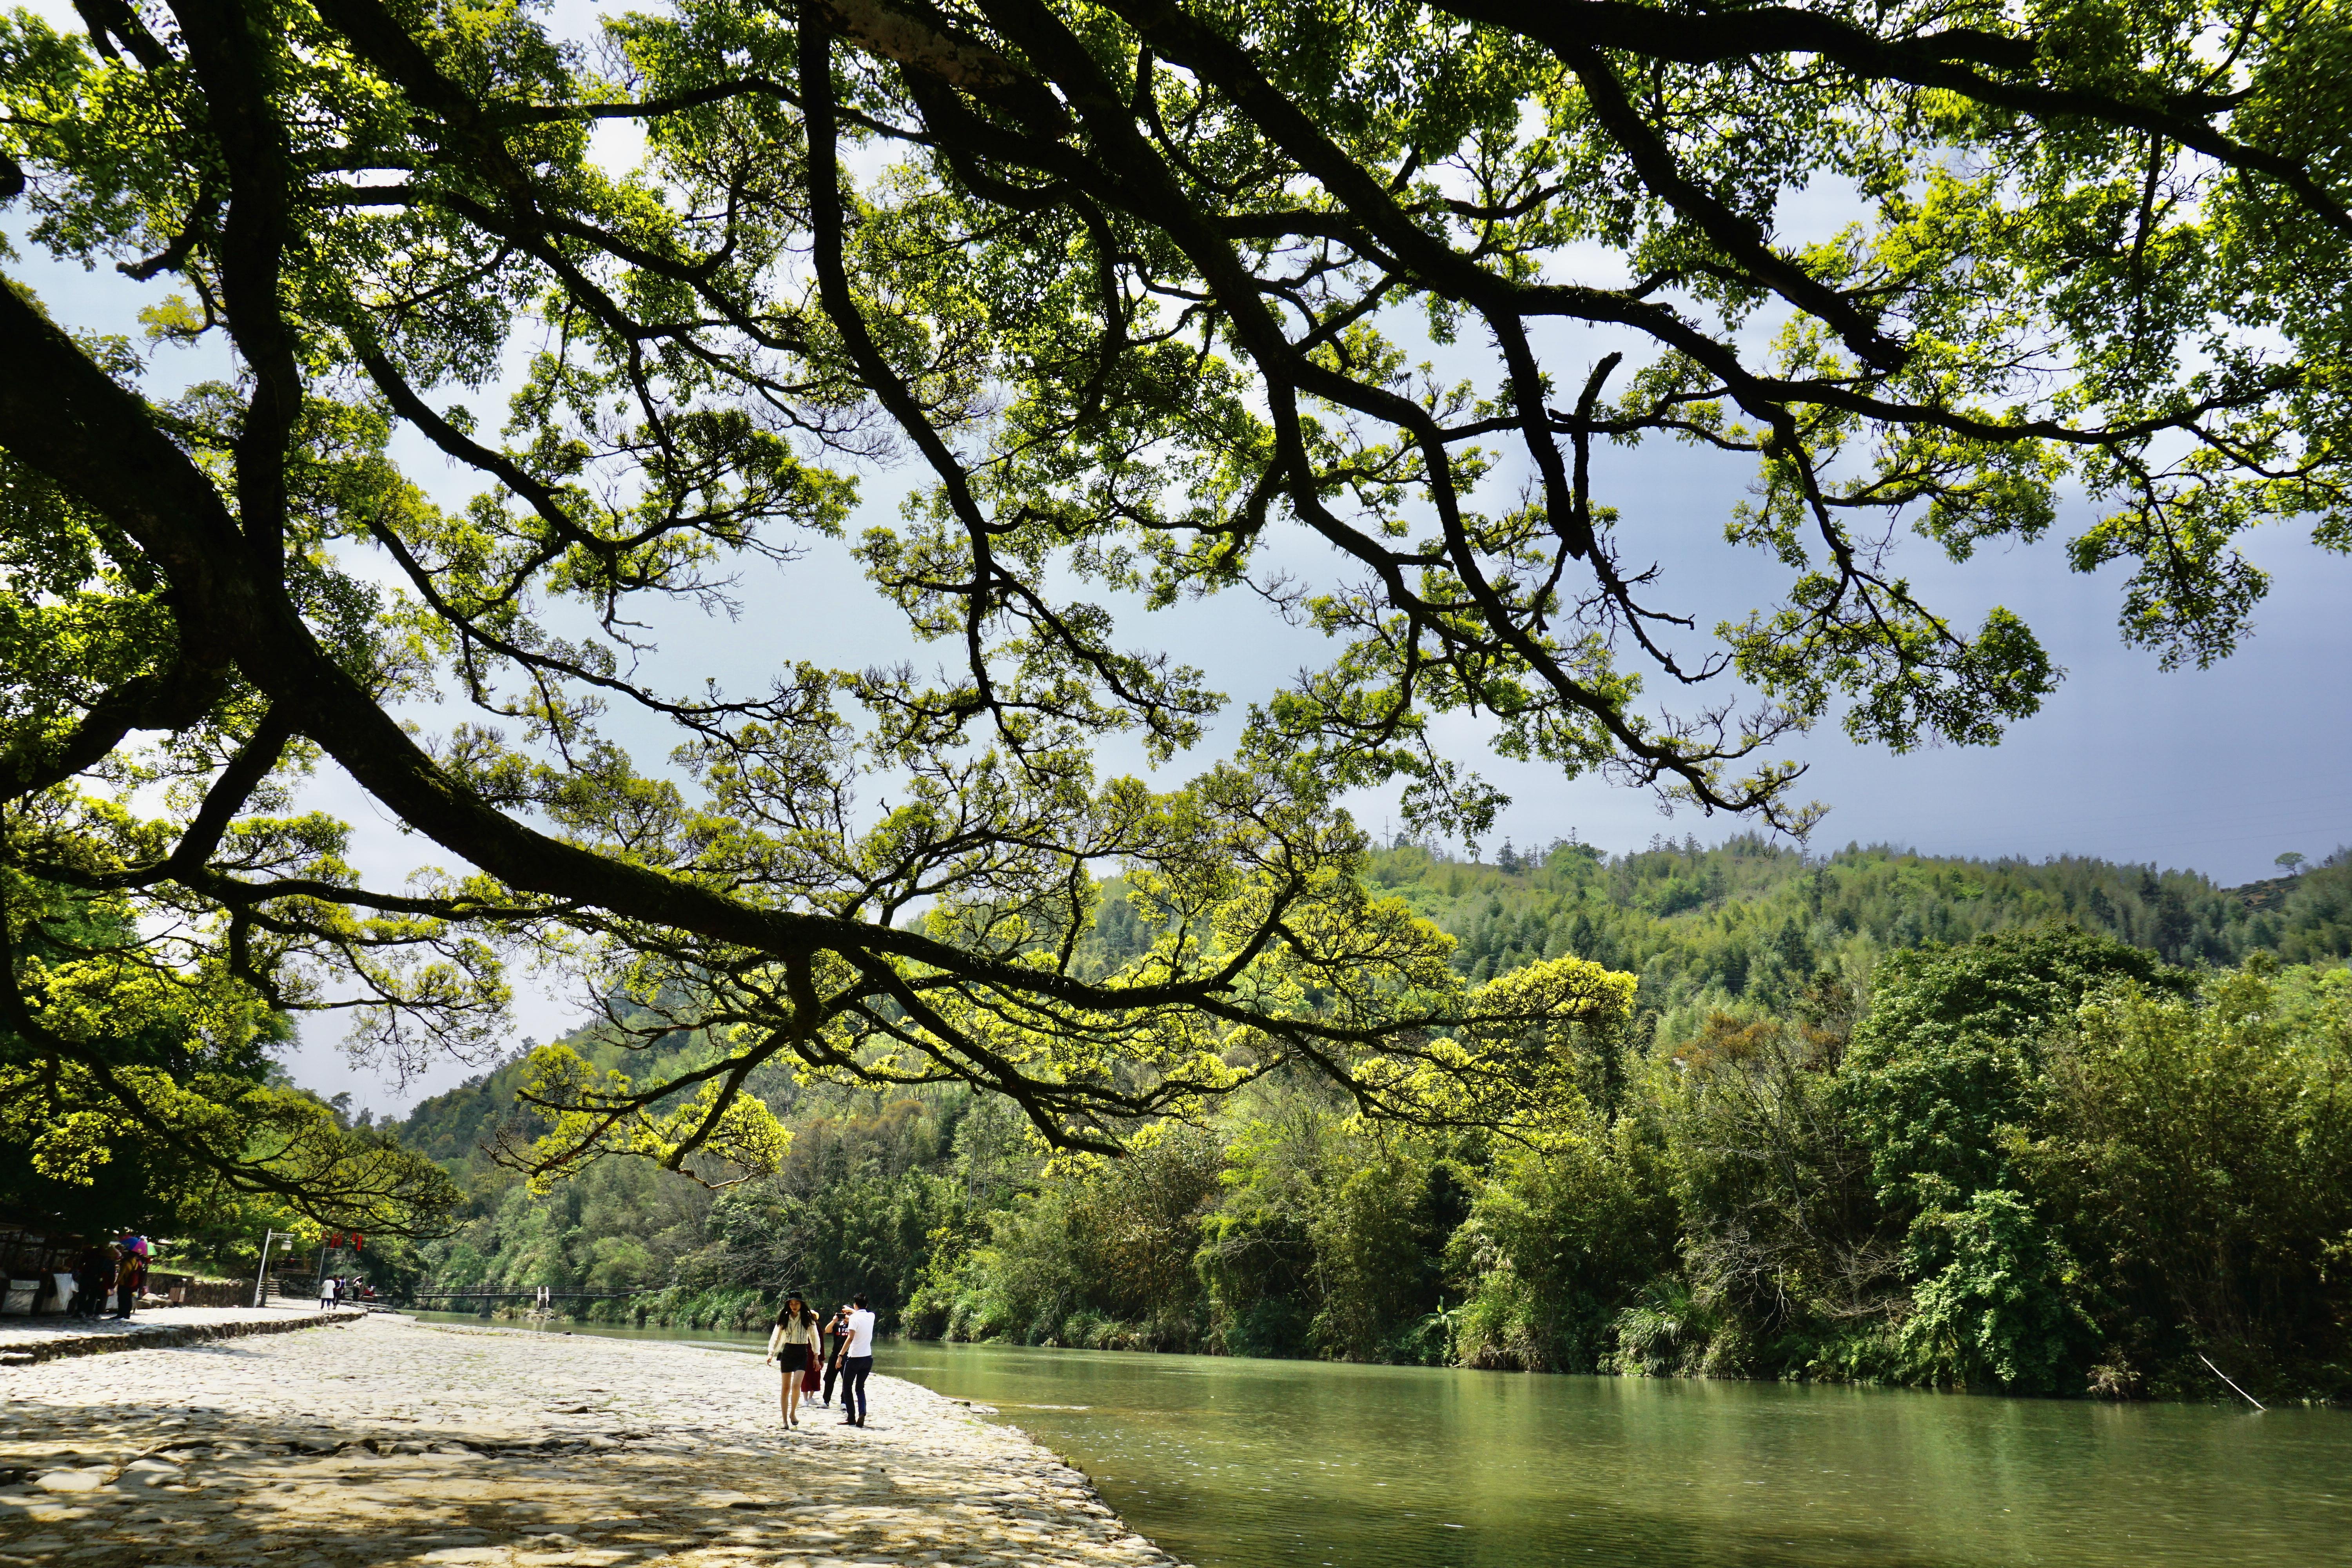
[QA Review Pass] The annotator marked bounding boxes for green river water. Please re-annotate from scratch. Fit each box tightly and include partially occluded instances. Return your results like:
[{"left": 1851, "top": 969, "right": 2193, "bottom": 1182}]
[{"left": 412, "top": 1316, "right": 2349, "bottom": 1568}]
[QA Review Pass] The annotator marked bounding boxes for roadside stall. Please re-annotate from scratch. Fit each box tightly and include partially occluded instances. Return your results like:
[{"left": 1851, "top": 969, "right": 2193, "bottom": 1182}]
[{"left": 0, "top": 1223, "right": 85, "bottom": 1315}]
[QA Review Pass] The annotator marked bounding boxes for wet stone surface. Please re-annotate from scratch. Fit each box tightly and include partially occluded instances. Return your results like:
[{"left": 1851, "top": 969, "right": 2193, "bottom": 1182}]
[{"left": 0, "top": 1314, "right": 1184, "bottom": 1568}]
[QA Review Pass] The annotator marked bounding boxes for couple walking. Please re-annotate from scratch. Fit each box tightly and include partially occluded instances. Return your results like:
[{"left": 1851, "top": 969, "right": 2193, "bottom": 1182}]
[{"left": 765, "top": 1292, "right": 875, "bottom": 1429}]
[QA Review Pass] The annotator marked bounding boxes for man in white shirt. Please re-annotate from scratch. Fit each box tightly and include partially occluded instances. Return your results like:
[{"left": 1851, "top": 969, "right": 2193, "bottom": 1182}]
[{"left": 838, "top": 1294, "right": 876, "bottom": 1427}]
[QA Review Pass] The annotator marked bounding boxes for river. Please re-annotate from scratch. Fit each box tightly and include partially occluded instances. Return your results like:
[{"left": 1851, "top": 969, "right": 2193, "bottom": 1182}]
[{"left": 408, "top": 1316, "right": 2348, "bottom": 1567}]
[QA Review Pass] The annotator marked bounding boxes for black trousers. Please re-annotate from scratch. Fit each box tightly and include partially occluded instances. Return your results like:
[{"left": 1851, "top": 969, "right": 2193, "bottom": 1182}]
[
  {"left": 840, "top": 1354, "right": 872, "bottom": 1423},
  {"left": 821, "top": 1348, "right": 841, "bottom": 1403}
]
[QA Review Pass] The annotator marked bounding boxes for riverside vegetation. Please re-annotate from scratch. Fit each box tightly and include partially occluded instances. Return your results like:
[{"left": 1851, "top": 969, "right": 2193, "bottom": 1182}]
[{"left": 394, "top": 838, "right": 2352, "bottom": 1404}]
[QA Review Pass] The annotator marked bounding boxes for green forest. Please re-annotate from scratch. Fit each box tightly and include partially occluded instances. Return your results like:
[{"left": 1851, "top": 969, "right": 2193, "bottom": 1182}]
[{"left": 387, "top": 838, "right": 2352, "bottom": 1402}]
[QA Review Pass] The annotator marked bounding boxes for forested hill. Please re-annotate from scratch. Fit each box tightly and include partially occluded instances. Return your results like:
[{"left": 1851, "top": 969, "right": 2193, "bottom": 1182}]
[
  {"left": 402, "top": 837, "right": 2350, "bottom": 1158},
  {"left": 388, "top": 837, "right": 2352, "bottom": 1401},
  {"left": 1337, "top": 836, "right": 2351, "bottom": 1045},
  {"left": 395, "top": 835, "right": 2352, "bottom": 1190}
]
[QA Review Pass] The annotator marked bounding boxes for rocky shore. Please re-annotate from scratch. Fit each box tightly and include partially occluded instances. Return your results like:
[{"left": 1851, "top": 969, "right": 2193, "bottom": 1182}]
[{"left": 0, "top": 1313, "right": 1187, "bottom": 1568}]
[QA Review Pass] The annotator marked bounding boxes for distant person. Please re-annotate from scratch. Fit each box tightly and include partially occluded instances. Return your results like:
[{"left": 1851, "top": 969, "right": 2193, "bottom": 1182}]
[
  {"left": 69, "top": 1248, "right": 94, "bottom": 1318},
  {"left": 71, "top": 1244, "right": 112, "bottom": 1319},
  {"left": 762, "top": 1294, "right": 822, "bottom": 1428},
  {"left": 319, "top": 1274, "right": 340, "bottom": 1312},
  {"left": 818, "top": 1305, "right": 850, "bottom": 1408},
  {"left": 113, "top": 1248, "right": 146, "bottom": 1319},
  {"left": 838, "top": 1294, "right": 876, "bottom": 1428}
]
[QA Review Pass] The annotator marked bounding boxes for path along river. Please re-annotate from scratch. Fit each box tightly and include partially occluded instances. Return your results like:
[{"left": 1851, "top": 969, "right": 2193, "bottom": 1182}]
[{"left": 423, "top": 1318, "right": 2352, "bottom": 1568}]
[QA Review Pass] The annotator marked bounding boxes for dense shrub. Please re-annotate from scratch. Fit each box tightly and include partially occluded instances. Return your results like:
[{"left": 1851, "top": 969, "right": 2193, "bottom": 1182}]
[
  {"left": 913, "top": 1127, "right": 1221, "bottom": 1350},
  {"left": 1449, "top": 1121, "right": 1677, "bottom": 1371},
  {"left": 2024, "top": 965, "right": 2352, "bottom": 1397}
]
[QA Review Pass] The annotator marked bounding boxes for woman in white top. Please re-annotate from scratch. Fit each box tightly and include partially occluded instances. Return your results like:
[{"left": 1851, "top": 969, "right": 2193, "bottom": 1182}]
[{"left": 763, "top": 1294, "right": 821, "bottom": 1428}]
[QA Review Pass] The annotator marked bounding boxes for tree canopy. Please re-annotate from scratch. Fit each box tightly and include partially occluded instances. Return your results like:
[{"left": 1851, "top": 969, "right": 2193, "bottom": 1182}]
[
  {"left": 0, "top": 879, "right": 458, "bottom": 1235},
  {"left": 1, "top": 0, "right": 2345, "bottom": 1196}
]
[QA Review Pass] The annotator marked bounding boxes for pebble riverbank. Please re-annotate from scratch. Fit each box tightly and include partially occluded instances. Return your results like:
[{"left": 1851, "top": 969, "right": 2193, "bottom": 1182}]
[{"left": 0, "top": 1313, "right": 1189, "bottom": 1568}]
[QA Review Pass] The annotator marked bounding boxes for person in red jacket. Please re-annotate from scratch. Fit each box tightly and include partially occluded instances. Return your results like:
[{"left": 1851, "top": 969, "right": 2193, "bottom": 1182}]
[{"left": 113, "top": 1248, "right": 146, "bottom": 1319}]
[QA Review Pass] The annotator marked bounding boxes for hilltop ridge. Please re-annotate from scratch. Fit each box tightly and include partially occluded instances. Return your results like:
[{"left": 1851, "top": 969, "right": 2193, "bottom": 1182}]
[{"left": 399, "top": 835, "right": 2352, "bottom": 1156}]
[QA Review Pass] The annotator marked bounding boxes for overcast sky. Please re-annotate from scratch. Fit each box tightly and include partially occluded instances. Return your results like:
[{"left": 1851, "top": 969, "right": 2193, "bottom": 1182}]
[{"left": 8, "top": 0, "right": 2347, "bottom": 1114}]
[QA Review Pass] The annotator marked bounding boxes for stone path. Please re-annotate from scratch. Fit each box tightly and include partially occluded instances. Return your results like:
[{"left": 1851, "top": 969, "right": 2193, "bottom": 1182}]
[
  {"left": 0, "top": 1314, "right": 1187, "bottom": 1568},
  {"left": 0, "top": 1305, "right": 355, "bottom": 1363}
]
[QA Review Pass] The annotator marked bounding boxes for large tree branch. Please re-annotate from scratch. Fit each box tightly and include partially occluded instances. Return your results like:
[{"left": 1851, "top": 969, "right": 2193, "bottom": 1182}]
[
  {"left": 1433, "top": 0, "right": 2352, "bottom": 240},
  {"left": 0, "top": 276, "right": 1401, "bottom": 1049},
  {"left": 166, "top": 0, "right": 305, "bottom": 576},
  {"left": 0, "top": 651, "right": 229, "bottom": 802},
  {"left": 955, "top": 0, "right": 1801, "bottom": 813}
]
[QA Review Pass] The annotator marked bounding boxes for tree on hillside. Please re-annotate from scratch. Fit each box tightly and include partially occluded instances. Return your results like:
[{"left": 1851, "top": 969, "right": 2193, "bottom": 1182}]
[{"left": 1, "top": 0, "right": 2345, "bottom": 1183}]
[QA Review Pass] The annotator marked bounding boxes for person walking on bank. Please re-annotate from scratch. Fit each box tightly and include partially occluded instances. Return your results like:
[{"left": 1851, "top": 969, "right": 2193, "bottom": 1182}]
[
  {"left": 113, "top": 1245, "right": 146, "bottom": 1319},
  {"left": 819, "top": 1304, "right": 849, "bottom": 1409},
  {"left": 319, "top": 1273, "right": 340, "bottom": 1312},
  {"left": 838, "top": 1294, "right": 876, "bottom": 1428},
  {"left": 763, "top": 1294, "right": 822, "bottom": 1428}
]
